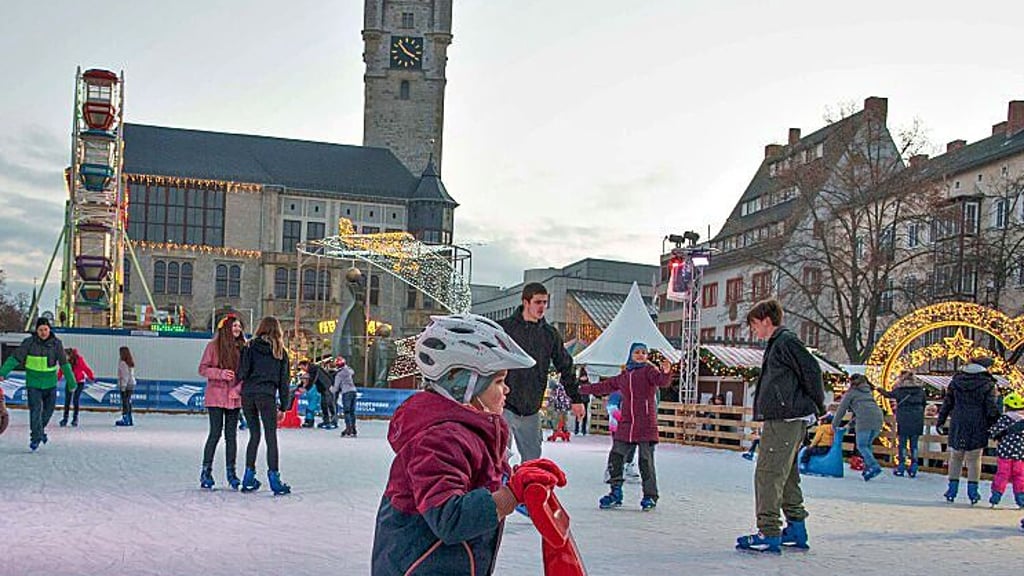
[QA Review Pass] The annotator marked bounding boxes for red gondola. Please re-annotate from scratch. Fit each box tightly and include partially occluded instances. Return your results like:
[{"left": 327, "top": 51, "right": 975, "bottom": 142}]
[{"left": 82, "top": 69, "right": 119, "bottom": 130}]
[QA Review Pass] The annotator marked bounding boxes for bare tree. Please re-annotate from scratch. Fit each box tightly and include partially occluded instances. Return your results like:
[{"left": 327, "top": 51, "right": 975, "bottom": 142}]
[
  {"left": 0, "top": 269, "right": 30, "bottom": 332},
  {"left": 764, "top": 105, "right": 944, "bottom": 363}
]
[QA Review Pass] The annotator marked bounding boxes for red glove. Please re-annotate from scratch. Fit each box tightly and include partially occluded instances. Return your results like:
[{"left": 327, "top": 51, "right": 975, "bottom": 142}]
[
  {"left": 509, "top": 467, "right": 561, "bottom": 502},
  {"left": 517, "top": 458, "right": 567, "bottom": 487}
]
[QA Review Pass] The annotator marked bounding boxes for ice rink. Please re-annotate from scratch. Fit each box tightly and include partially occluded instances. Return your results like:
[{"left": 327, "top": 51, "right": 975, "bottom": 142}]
[{"left": 1, "top": 409, "right": 1021, "bottom": 576}]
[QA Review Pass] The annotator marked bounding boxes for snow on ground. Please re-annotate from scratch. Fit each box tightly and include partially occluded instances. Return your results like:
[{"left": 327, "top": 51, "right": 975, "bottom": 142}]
[{"left": 1, "top": 410, "right": 1021, "bottom": 576}]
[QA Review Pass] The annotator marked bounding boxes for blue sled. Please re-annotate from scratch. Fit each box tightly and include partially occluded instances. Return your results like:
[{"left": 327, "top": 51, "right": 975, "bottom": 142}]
[{"left": 798, "top": 427, "right": 845, "bottom": 478}]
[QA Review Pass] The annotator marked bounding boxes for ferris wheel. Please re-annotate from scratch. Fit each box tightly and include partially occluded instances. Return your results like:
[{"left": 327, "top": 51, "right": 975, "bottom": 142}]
[{"left": 60, "top": 67, "right": 126, "bottom": 327}]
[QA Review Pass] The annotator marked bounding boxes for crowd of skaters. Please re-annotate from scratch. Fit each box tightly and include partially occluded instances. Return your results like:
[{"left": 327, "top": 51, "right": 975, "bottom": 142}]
[{"left": 2, "top": 284, "right": 1023, "bottom": 573}]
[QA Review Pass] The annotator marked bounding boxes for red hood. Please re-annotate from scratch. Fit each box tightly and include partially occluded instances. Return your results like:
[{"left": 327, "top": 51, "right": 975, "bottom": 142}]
[{"left": 384, "top": 390, "right": 511, "bottom": 516}]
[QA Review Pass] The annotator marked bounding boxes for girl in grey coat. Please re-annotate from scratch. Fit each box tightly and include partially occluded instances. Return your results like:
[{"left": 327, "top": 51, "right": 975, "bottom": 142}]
[{"left": 833, "top": 374, "right": 884, "bottom": 480}]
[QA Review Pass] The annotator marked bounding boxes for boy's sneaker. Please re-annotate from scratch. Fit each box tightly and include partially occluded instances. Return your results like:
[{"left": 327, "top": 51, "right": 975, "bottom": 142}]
[
  {"left": 735, "top": 532, "right": 781, "bottom": 554},
  {"left": 599, "top": 485, "right": 623, "bottom": 509},
  {"left": 741, "top": 451, "right": 755, "bottom": 461},
  {"left": 29, "top": 440, "right": 40, "bottom": 451},
  {"left": 640, "top": 497, "right": 657, "bottom": 511}
]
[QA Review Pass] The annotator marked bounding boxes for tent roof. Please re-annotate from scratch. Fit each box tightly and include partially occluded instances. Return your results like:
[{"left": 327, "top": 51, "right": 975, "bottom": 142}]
[
  {"left": 703, "top": 344, "right": 844, "bottom": 375},
  {"left": 573, "top": 282, "right": 680, "bottom": 377}
]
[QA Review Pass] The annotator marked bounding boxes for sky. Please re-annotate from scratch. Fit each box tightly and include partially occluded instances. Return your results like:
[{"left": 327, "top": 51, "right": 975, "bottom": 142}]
[{"left": 1, "top": 0, "right": 1023, "bottom": 309}]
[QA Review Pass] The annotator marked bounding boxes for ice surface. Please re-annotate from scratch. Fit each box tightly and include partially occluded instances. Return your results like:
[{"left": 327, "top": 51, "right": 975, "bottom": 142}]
[{"left": 1, "top": 410, "right": 1021, "bottom": 575}]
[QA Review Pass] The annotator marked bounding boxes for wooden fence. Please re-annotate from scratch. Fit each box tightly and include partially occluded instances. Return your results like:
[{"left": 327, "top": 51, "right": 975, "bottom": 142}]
[{"left": 587, "top": 400, "right": 1001, "bottom": 480}]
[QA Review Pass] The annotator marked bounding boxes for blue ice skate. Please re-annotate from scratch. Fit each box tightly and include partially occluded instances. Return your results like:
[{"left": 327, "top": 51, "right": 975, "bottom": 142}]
[
  {"left": 226, "top": 467, "right": 241, "bottom": 491},
  {"left": 735, "top": 532, "right": 781, "bottom": 554},
  {"left": 967, "top": 481, "right": 981, "bottom": 505},
  {"left": 599, "top": 485, "right": 623, "bottom": 509},
  {"left": 514, "top": 503, "right": 530, "bottom": 518},
  {"left": 990, "top": 491, "right": 1002, "bottom": 507},
  {"left": 781, "top": 520, "right": 809, "bottom": 550},
  {"left": 241, "top": 467, "right": 261, "bottom": 493},
  {"left": 863, "top": 466, "right": 883, "bottom": 481},
  {"left": 29, "top": 439, "right": 40, "bottom": 451},
  {"left": 268, "top": 470, "right": 291, "bottom": 495},
  {"left": 1015, "top": 492, "right": 1024, "bottom": 509},
  {"left": 944, "top": 479, "right": 959, "bottom": 502},
  {"left": 640, "top": 497, "right": 657, "bottom": 511},
  {"left": 200, "top": 467, "right": 215, "bottom": 490}
]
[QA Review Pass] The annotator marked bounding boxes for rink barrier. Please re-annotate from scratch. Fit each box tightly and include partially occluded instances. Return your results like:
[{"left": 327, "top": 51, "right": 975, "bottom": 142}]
[
  {"left": 586, "top": 400, "right": 1001, "bottom": 480},
  {"left": 0, "top": 375, "right": 416, "bottom": 418}
]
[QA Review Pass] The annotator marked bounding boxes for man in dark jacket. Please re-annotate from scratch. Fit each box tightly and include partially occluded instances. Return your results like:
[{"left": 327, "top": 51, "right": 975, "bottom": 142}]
[
  {"left": 936, "top": 356, "right": 1001, "bottom": 504},
  {"left": 499, "top": 283, "right": 585, "bottom": 463},
  {"left": 0, "top": 317, "right": 77, "bottom": 450},
  {"left": 736, "top": 299, "right": 825, "bottom": 554}
]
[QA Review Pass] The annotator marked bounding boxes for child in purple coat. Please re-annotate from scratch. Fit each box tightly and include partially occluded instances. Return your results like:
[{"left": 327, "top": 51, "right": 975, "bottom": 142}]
[{"left": 579, "top": 342, "right": 673, "bottom": 511}]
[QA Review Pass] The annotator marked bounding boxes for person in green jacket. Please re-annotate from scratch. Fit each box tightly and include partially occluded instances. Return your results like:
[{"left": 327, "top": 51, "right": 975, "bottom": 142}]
[{"left": 0, "top": 317, "right": 77, "bottom": 450}]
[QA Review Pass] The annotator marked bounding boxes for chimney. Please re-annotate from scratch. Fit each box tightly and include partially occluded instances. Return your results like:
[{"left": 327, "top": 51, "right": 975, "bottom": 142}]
[
  {"left": 864, "top": 96, "right": 888, "bottom": 122},
  {"left": 909, "top": 154, "right": 929, "bottom": 168},
  {"left": 764, "top": 144, "right": 783, "bottom": 159},
  {"left": 992, "top": 121, "right": 1007, "bottom": 136},
  {"left": 946, "top": 139, "right": 966, "bottom": 153},
  {"left": 788, "top": 128, "right": 801, "bottom": 145},
  {"left": 1008, "top": 101, "right": 1024, "bottom": 136}
]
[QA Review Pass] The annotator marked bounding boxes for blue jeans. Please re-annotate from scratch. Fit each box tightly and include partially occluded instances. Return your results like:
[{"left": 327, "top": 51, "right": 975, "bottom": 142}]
[
  {"left": 855, "top": 428, "right": 881, "bottom": 472},
  {"left": 896, "top": 434, "right": 919, "bottom": 466},
  {"left": 341, "top": 391, "right": 357, "bottom": 429}
]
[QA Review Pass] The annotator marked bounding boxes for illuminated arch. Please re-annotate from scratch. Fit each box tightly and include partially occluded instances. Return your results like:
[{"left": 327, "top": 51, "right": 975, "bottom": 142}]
[{"left": 865, "top": 301, "right": 1024, "bottom": 391}]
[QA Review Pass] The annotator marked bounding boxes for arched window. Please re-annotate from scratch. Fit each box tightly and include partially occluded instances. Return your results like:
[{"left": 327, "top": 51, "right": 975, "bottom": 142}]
[
  {"left": 167, "top": 262, "right": 180, "bottom": 295},
  {"left": 180, "top": 262, "right": 193, "bottom": 295},
  {"left": 274, "top": 267, "right": 289, "bottom": 299},
  {"left": 399, "top": 80, "right": 410, "bottom": 101},
  {"left": 302, "top": 269, "right": 317, "bottom": 301},
  {"left": 370, "top": 275, "right": 380, "bottom": 306},
  {"left": 228, "top": 265, "right": 241, "bottom": 298},
  {"left": 317, "top": 269, "right": 331, "bottom": 300},
  {"left": 154, "top": 261, "right": 166, "bottom": 294},
  {"left": 215, "top": 264, "right": 228, "bottom": 297}
]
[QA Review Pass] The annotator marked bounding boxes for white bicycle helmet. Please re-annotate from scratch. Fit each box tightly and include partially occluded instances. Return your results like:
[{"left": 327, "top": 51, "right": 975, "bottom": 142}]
[{"left": 415, "top": 313, "right": 535, "bottom": 403}]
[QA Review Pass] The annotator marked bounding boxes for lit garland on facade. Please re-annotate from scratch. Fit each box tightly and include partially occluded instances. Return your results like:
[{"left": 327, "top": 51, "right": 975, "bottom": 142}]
[
  {"left": 125, "top": 173, "right": 262, "bottom": 194},
  {"left": 865, "top": 302, "right": 1024, "bottom": 393},
  {"left": 133, "top": 240, "right": 262, "bottom": 259}
]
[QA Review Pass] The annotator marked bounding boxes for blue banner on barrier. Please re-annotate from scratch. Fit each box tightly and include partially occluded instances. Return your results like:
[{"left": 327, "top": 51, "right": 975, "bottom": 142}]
[{"left": 1, "top": 374, "right": 418, "bottom": 417}]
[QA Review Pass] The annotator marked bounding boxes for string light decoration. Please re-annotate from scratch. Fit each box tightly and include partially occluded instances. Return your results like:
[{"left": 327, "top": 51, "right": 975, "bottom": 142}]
[
  {"left": 133, "top": 240, "right": 262, "bottom": 259},
  {"left": 865, "top": 301, "right": 1024, "bottom": 393},
  {"left": 300, "top": 218, "right": 472, "bottom": 313},
  {"left": 125, "top": 173, "right": 262, "bottom": 194}
]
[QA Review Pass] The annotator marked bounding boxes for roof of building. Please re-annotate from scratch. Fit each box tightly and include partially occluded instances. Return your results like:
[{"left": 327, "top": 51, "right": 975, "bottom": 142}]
[
  {"left": 916, "top": 128, "right": 1024, "bottom": 181},
  {"left": 568, "top": 290, "right": 657, "bottom": 329},
  {"left": 707, "top": 107, "right": 883, "bottom": 270},
  {"left": 122, "top": 123, "right": 424, "bottom": 201},
  {"left": 411, "top": 159, "right": 457, "bottom": 204},
  {"left": 703, "top": 344, "right": 844, "bottom": 374}
]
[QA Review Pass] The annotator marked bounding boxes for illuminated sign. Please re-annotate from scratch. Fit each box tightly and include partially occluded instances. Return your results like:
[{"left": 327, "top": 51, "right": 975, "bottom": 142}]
[{"left": 151, "top": 323, "right": 187, "bottom": 333}]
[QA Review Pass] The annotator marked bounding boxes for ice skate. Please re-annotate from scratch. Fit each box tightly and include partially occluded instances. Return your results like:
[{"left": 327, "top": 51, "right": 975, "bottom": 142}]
[
  {"left": 640, "top": 497, "right": 657, "bottom": 511},
  {"left": 241, "top": 467, "right": 261, "bottom": 493},
  {"left": 944, "top": 479, "right": 959, "bottom": 503},
  {"left": 599, "top": 485, "right": 623, "bottom": 509},
  {"left": 780, "top": 520, "right": 809, "bottom": 550},
  {"left": 268, "top": 470, "right": 291, "bottom": 495},
  {"left": 735, "top": 531, "right": 781, "bottom": 554},
  {"left": 200, "top": 467, "right": 215, "bottom": 490},
  {"left": 226, "top": 467, "right": 241, "bottom": 491},
  {"left": 967, "top": 481, "right": 981, "bottom": 505}
]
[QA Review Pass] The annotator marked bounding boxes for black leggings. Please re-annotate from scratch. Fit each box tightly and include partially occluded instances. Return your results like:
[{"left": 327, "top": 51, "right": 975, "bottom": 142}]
[
  {"left": 243, "top": 396, "right": 281, "bottom": 471},
  {"left": 202, "top": 407, "right": 240, "bottom": 468},
  {"left": 63, "top": 382, "right": 83, "bottom": 420}
]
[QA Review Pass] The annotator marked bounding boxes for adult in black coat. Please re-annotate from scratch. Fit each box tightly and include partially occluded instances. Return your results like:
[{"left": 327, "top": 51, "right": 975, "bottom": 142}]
[
  {"left": 877, "top": 370, "right": 927, "bottom": 476},
  {"left": 936, "top": 357, "right": 1001, "bottom": 503}
]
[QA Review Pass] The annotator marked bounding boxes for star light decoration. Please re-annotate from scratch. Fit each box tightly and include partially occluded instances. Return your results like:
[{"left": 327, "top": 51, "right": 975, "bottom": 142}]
[
  {"left": 302, "top": 218, "right": 471, "bottom": 314},
  {"left": 864, "top": 301, "right": 1024, "bottom": 393}
]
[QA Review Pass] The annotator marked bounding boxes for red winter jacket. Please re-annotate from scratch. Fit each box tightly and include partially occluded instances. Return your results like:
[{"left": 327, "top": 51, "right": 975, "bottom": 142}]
[
  {"left": 58, "top": 356, "right": 95, "bottom": 386},
  {"left": 372, "top": 391, "right": 510, "bottom": 576},
  {"left": 580, "top": 365, "right": 672, "bottom": 443}
]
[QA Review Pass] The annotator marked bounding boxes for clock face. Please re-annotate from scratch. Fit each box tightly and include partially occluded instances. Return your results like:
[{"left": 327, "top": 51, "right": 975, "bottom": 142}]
[{"left": 390, "top": 36, "right": 424, "bottom": 69}]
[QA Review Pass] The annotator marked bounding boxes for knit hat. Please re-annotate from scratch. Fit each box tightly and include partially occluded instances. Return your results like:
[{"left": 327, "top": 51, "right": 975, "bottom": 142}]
[
  {"left": 35, "top": 317, "right": 51, "bottom": 329},
  {"left": 971, "top": 356, "right": 995, "bottom": 369}
]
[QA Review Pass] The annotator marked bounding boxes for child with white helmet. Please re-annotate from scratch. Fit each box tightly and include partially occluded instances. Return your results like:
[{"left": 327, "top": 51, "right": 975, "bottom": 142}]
[
  {"left": 371, "top": 313, "right": 569, "bottom": 576},
  {"left": 988, "top": 391, "right": 1024, "bottom": 508}
]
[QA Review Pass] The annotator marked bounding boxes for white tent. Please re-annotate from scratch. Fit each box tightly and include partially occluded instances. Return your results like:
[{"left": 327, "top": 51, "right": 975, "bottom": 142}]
[{"left": 573, "top": 282, "right": 681, "bottom": 377}]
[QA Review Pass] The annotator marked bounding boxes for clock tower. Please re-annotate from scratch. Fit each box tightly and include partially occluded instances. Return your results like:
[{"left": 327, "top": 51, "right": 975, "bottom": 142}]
[{"left": 363, "top": 0, "right": 452, "bottom": 175}]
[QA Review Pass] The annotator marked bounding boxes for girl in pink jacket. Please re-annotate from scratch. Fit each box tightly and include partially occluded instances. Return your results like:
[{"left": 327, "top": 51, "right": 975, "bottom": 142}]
[
  {"left": 579, "top": 342, "right": 673, "bottom": 511},
  {"left": 198, "top": 315, "right": 245, "bottom": 490}
]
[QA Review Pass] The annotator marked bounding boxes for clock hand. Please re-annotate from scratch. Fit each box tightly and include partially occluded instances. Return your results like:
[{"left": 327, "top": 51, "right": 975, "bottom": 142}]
[{"left": 399, "top": 42, "right": 416, "bottom": 58}]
